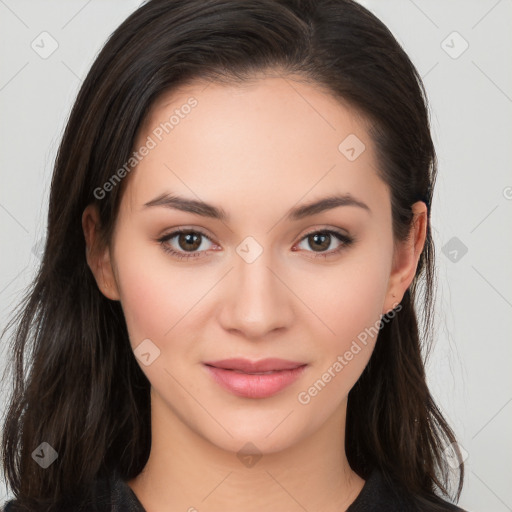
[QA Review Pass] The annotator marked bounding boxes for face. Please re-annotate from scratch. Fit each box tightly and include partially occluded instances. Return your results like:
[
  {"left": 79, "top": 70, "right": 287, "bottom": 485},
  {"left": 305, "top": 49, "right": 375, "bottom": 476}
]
[{"left": 84, "top": 75, "right": 423, "bottom": 456}]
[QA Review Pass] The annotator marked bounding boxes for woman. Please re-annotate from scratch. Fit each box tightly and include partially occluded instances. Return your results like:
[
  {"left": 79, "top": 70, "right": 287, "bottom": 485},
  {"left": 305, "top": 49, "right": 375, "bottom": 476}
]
[{"left": 1, "top": 0, "right": 468, "bottom": 510}]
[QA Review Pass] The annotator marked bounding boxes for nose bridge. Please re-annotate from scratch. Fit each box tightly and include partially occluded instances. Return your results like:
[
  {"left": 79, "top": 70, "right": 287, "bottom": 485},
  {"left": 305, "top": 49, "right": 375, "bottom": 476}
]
[
  {"left": 220, "top": 235, "right": 292, "bottom": 337},
  {"left": 237, "top": 244, "right": 276, "bottom": 296}
]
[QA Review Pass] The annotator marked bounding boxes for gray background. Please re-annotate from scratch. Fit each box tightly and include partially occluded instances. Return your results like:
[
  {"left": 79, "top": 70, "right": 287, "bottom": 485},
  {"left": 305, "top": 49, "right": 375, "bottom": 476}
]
[{"left": 1, "top": 1, "right": 511, "bottom": 510}]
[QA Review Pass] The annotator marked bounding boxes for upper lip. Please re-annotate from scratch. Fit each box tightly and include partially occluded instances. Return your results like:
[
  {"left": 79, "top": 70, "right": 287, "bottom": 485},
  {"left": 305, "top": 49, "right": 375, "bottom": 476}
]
[{"left": 203, "top": 358, "right": 306, "bottom": 373}]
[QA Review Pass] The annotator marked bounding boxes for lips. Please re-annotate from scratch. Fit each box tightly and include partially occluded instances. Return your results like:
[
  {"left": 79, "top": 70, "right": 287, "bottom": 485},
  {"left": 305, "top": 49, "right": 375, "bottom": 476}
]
[
  {"left": 203, "top": 358, "right": 306, "bottom": 373},
  {"left": 203, "top": 358, "right": 308, "bottom": 399}
]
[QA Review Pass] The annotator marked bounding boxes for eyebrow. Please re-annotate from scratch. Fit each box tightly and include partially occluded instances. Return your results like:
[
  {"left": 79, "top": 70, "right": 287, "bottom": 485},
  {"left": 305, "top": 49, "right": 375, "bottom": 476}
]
[{"left": 143, "top": 192, "right": 371, "bottom": 221}]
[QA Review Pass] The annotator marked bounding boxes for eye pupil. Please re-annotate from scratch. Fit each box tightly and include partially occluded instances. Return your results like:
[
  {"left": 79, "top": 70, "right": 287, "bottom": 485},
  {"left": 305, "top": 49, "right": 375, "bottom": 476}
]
[
  {"left": 310, "top": 233, "right": 330, "bottom": 251},
  {"left": 179, "top": 232, "right": 201, "bottom": 251}
]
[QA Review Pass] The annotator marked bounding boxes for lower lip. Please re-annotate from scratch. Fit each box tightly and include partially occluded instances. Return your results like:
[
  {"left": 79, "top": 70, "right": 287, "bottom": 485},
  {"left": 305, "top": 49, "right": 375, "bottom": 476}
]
[{"left": 204, "top": 364, "right": 307, "bottom": 399}]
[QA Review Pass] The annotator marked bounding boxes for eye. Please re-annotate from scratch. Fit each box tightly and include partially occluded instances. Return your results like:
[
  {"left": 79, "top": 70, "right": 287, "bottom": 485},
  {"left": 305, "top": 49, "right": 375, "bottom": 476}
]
[
  {"left": 158, "top": 229, "right": 216, "bottom": 260},
  {"left": 294, "top": 229, "right": 354, "bottom": 259},
  {"left": 157, "top": 227, "right": 355, "bottom": 261}
]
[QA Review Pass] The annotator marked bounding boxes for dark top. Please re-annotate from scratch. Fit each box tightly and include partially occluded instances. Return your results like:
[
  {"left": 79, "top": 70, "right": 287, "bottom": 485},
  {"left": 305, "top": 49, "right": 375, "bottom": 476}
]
[{"left": 3, "top": 468, "right": 468, "bottom": 511}]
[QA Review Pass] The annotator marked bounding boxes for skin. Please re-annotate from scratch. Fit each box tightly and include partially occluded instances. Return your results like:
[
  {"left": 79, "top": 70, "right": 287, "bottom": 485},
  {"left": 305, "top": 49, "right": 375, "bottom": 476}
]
[{"left": 83, "top": 74, "right": 427, "bottom": 512}]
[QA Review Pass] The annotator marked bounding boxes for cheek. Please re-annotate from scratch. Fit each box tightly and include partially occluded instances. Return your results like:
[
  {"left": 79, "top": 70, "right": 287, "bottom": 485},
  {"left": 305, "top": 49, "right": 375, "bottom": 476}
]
[
  {"left": 113, "top": 238, "right": 206, "bottom": 349},
  {"left": 296, "top": 250, "right": 391, "bottom": 347},
  {"left": 293, "top": 262, "right": 390, "bottom": 410},
  {"left": 294, "top": 242, "right": 392, "bottom": 400}
]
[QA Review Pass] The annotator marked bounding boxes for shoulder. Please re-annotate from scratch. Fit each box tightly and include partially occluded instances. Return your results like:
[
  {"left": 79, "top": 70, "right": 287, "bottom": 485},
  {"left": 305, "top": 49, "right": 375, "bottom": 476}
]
[
  {"left": 347, "top": 469, "right": 469, "bottom": 512},
  {"left": 2, "top": 496, "right": 108, "bottom": 512},
  {"left": 1, "top": 469, "right": 141, "bottom": 512}
]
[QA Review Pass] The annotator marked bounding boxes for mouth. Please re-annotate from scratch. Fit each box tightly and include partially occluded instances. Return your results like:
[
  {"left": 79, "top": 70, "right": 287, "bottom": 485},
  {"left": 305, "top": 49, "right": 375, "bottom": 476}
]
[
  {"left": 203, "top": 358, "right": 308, "bottom": 399},
  {"left": 203, "top": 357, "right": 306, "bottom": 373}
]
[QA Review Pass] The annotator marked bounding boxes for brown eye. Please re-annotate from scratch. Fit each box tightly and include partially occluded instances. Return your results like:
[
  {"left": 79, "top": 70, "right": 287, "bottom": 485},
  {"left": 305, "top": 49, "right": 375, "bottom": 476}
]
[
  {"left": 307, "top": 232, "right": 332, "bottom": 252},
  {"left": 177, "top": 231, "right": 202, "bottom": 251},
  {"left": 296, "top": 229, "right": 354, "bottom": 258},
  {"left": 158, "top": 229, "right": 215, "bottom": 260}
]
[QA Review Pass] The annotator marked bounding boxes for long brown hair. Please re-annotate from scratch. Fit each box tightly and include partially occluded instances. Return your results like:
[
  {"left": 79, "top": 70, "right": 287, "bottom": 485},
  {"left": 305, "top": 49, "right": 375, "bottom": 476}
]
[{"left": 1, "top": 0, "right": 464, "bottom": 509}]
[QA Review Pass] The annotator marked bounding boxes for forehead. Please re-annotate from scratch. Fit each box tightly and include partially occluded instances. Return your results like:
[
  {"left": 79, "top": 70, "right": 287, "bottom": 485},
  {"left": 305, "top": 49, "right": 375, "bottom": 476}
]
[{"left": 123, "top": 75, "right": 388, "bottom": 221}]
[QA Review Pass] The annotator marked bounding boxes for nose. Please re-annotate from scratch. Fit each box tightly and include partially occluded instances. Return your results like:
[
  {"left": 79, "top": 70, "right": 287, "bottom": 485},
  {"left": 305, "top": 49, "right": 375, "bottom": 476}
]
[{"left": 217, "top": 245, "right": 294, "bottom": 340}]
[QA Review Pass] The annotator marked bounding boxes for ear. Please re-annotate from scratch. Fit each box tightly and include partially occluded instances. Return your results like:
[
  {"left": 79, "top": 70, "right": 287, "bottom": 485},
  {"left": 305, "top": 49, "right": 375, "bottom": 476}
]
[
  {"left": 382, "top": 201, "right": 428, "bottom": 315},
  {"left": 82, "top": 204, "right": 120, "bottom": 301}
]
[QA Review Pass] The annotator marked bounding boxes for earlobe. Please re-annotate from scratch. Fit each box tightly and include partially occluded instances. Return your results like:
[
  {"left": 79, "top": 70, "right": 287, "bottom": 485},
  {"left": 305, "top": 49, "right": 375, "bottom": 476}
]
[
  {"left": 82, "top": 204, "right": 121, "bottom": 301},
  {"left": 382, "top": 201, "right": 428, "bottom": 315}
]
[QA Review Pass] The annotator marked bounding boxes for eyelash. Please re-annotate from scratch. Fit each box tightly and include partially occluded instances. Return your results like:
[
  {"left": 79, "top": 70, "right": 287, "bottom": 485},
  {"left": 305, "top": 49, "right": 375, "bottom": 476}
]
[{"left": 157, "top": 228, "right": 355, "bottom": 261}]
